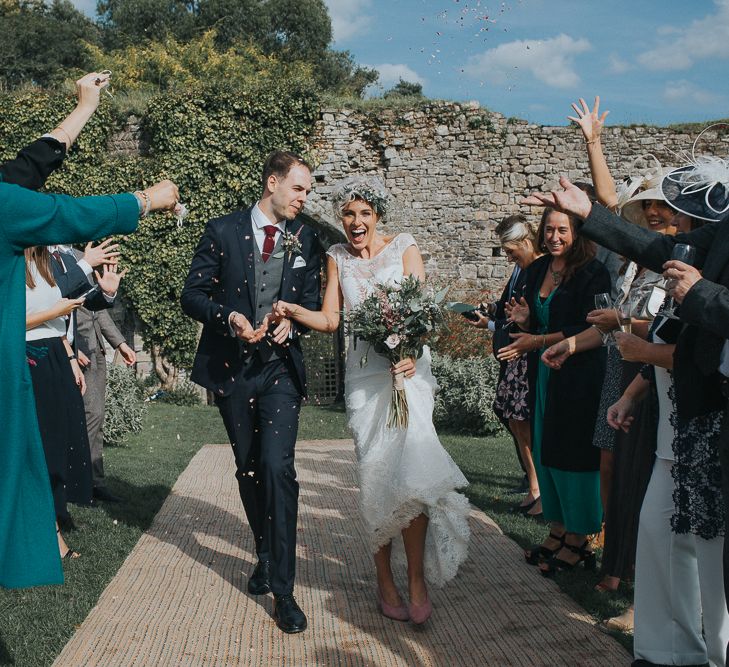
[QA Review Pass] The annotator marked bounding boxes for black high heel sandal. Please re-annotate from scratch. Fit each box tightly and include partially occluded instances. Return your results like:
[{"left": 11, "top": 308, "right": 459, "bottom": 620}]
[
  {"left": 57, "top": 527, "right": 80, "bottom": 560},
  {"left": 539, "top": 539, "right": 595, "bottom": 576},
  {"left": 524, "top": 531, "right": 565, "bottom": 566}
]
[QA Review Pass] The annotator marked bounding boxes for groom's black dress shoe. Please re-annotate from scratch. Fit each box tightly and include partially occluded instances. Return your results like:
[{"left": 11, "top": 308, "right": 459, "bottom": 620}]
[
  {"left": 247, "top": 561, "right": 271, "bottom": 595},
  {"left": 273, "top": 594, "right": 307, "bottom": 634}
]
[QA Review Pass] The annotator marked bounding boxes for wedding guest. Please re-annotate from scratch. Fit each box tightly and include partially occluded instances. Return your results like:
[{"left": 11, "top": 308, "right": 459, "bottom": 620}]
[
  {"left": 48, "top": 242, "right": 131, "bottom": 506},
  {"left": 522, "top": 145, "right": 729, "bottom": 661},
  {"left": 609, "top": 314, "right": 728, "bottom": 666},
  {"left": 469, "top": 214, "right": 542, "bottom": 516},
  {"left": 499, "top": 207, "right": 610, "bottom": 575},
  {"left": 0, "top": 177, "right": 179, "bottom": 589},
  {"left": 76, "top": 301, "right": 137, "bottom": 504},
  {"left": 558, "top": 97, "right": 675, "bottom": 602},
  {"left": 25, "top": 245, "right": 91, "bottom": 559},
  {"left": 273, "top": 175, "right": 470, "bottom": 625}
]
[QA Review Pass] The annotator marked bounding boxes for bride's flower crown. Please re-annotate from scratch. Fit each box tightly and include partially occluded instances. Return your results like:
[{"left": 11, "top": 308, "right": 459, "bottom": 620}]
[{"left": 331, "top": 175, "right": 392, "bottom": 221}]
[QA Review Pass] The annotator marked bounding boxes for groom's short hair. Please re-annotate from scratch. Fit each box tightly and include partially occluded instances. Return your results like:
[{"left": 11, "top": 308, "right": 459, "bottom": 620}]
[{"left": 261, "top": 151, "right": 312, "bottom": 190}]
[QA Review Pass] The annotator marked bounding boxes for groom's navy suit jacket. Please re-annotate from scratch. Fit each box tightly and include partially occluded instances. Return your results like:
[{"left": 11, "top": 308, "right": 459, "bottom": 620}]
[{"left": 181, "top": 206, "right": 321, "bottom": 398}]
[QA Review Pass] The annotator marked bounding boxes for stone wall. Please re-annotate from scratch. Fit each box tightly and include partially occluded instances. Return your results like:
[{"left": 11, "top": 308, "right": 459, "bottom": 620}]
[
  {"left": 107, "top": 103, "right": 727, "bottom": 380},
  {"left": 303, "top": 102, "right": 728, "bottom": 296}
]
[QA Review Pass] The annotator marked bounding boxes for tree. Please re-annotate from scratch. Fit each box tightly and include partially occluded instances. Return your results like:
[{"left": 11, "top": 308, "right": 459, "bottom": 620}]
[
  {"left": 0, "top": 0, "right": 100, "bottom": 88},
  {"left": 384, "top": 79, "right": 424, "bottom": 99},
  {"left": 97, "top": 0, "right": 198, "bottom": 48},
  {"left": 315, "top": 49, "right": 378, "bottom": 97}
]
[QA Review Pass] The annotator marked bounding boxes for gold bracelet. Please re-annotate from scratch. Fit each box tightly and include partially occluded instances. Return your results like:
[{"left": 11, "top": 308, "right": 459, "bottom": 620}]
[
  {"left": 542, "top": 334, "right": 547, "bottom": 348},
  {"left": 54, "top": 126, "right": 72, "bottom": 146},
  {"left": 586, "top": 138, "right": 600, "bottom": 145},
  {"left": 134, "top": 190, "right": 152, "bottom": 217}
]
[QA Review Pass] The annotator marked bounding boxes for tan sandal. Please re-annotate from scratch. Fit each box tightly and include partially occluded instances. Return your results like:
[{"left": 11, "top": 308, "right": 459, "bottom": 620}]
[{"left": 602, "top": 606, "right": 634, "bottom": 633}]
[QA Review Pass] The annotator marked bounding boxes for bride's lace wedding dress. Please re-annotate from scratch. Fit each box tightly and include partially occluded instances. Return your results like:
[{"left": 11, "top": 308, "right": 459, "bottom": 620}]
[{"left": 327, "top": 233, "right": 470, "bottom": 587}]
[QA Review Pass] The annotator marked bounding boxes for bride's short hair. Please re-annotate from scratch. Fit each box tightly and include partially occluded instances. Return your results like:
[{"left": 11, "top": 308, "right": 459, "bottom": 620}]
[{"left": 331, "top": 175, "right": 392, "bottom": 221}]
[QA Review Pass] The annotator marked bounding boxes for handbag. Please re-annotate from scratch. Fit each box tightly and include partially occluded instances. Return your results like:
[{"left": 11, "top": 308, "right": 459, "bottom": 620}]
[{"left": 492, "top": 321, "right": 514, "bottom": 360}]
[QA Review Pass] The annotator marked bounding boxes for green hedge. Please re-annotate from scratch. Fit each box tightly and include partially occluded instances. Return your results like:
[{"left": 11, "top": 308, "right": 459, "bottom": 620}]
[{"left": 431, "top": 351, "right": 504, "bottom": 436}]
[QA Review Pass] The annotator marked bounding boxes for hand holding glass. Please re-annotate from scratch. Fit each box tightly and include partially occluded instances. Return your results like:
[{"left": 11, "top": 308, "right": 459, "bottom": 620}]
[{"left": 658, "top": 244, "right": 696, "bottom": 320}]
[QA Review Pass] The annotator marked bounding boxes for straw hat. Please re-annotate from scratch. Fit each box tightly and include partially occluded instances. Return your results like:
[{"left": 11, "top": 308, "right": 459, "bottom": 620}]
[{"left": 616, "top": 155, "right": 675, "bottom": 226}]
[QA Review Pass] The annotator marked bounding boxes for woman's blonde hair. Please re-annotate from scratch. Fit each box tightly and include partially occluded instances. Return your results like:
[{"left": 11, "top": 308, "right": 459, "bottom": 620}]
[
  {"left": 25, "top": 246, "right": 56, "bottom": 289},
  {"left": 495, "top": 214, "right": 539, "bottom": 248}
]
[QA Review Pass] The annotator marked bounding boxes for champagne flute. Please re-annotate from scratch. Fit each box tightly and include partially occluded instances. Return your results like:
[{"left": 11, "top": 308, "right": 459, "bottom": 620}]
[
  {"left": 593, "top": 292, "right": 615, "bottom": 346},
  {"left": 616, "top": 299, "right": 633, "bottom": 334},
  {"left": 658, "top": 244, "right": 696, "bottom": 320}
]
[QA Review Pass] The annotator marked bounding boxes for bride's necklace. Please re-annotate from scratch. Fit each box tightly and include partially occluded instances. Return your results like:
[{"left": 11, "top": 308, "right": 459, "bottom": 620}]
[{"left": 550, "top": 261, "right": 564, "bottom": 285}]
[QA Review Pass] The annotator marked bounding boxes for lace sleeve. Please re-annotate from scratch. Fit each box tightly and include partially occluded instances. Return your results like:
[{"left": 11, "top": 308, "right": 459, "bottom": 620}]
[
  {"left": 396, "top": 232, "right": 418, "bottom": 254},
  {"left": 326, "top": 243, "right": 344, "bottom": 272}
]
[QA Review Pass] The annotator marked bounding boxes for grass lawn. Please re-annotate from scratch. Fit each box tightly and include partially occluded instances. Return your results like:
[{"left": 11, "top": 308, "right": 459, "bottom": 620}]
[{"left": 0, "top": 402, "right": 630, "bottom": 666}]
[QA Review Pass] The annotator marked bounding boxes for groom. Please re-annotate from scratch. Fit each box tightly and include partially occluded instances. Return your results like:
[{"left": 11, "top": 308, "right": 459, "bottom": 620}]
[{"left": 181, "top": 151, "right": 321, "bottom": 633}]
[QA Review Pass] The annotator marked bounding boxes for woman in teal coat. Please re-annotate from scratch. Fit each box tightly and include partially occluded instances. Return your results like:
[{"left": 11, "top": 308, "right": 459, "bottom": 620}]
[{"left": 0, "top": 178, "right": 179, "bottom": 588}]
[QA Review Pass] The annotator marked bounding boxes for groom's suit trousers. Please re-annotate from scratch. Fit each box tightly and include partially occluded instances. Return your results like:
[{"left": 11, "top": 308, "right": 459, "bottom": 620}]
[{"left": 215, "top": 355, "right": 302, "bottom": 596}]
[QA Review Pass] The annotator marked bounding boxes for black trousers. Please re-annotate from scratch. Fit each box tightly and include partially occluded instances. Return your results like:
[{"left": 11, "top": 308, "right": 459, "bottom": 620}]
[
  {"left": 215, "top": 356, "right": 302, "bottom": 595},
  {"left": 721, "top": 399, "right": 729, "bottom": 664}
]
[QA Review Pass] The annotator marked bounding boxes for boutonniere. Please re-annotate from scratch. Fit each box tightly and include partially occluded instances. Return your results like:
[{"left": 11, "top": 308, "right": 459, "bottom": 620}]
[{"left": 272, "top": 227, "right": 303, "bottom": 259}]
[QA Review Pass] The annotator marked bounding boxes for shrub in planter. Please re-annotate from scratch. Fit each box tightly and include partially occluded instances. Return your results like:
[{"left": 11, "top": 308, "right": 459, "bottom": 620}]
[
  {"left": 103, "top": 364, "right": 147, "bottom": 446},
  {"left": 430, "top": 351, "right": 504, "bottom": 436}
]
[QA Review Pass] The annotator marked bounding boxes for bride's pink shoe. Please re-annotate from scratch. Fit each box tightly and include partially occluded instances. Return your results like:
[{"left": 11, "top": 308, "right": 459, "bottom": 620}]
[
  {"left": 408, "top": 595, "right": 432, "bottom": 625},
  {"left": 377, "top": 590, "right": 410, "bottom": 622}
]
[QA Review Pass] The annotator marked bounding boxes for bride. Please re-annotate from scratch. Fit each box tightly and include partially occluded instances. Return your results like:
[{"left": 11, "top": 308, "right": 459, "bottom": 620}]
[{"left": 273, "top": 175, "right": 470, "bottom": 624}]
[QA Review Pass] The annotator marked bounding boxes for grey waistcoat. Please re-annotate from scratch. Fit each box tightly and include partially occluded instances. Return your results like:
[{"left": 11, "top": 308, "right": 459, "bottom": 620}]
[{"left": 253, "top": 233, "right": 285, "bottom": 362}]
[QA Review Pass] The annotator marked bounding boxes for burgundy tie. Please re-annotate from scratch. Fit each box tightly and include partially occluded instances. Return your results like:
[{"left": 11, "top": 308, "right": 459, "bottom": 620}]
[
  {"left": 262, "top": 225, "right": 278, "bottom": 262},
  {"left": 51, "top": 250, "right": 66, "bottom": 273}
]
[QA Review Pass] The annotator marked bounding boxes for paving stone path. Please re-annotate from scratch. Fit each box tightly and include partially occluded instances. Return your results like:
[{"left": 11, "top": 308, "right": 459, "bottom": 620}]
[{"left": 53, "top": 440, "right": 630, "bottom": 666}]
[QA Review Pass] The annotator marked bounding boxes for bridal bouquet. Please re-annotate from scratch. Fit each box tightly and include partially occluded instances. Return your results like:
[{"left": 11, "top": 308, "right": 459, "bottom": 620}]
[{"left": 345, "top": 275, "right": 446, "bottom": 429}]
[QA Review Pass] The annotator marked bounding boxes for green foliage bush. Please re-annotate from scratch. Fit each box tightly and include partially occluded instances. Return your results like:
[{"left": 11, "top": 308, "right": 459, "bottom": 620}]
[
  {"left": 103, "top": 364, "right": 147, "bottom": 446},
  {"left": 156, "top": 380, "right": 202, "bottom": 406},
  {"left": 431, "top": 351, "right": 504, "bottom": 436}
]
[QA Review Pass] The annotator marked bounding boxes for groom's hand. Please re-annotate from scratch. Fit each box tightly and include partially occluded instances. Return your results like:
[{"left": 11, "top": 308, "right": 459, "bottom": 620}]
[{"left": 230, "top": 312, "right": 264, "bottom": 343}]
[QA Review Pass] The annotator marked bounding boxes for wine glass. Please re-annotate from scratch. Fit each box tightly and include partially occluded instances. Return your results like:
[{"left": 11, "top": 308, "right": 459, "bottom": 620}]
[
  {"left": 593, "top": 292, "right": 615, "bottom": 346},
  {"left": 657, "top": 244, "right": 696, "bottom": 320},
  {"left": 594, "top": 293, "right": 612, "bottom": 310}
]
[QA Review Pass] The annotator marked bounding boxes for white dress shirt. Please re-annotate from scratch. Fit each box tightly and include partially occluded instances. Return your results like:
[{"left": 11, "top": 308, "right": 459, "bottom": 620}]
[
  {"left": 48, "top": 244, "right": 93, "bottom": 278},
  {"left": 251, "top": 203, "right": 285, "bottom": 253}
]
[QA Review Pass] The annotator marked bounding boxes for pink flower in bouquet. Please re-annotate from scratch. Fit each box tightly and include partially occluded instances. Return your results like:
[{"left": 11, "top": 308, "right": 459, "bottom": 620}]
[{"left": 385, "top": 333, "right": 401, "bottom": 350}]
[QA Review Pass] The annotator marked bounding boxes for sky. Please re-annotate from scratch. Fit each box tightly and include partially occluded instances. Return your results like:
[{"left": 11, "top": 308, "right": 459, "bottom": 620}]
[
  {"left": 323, "top": 0, "right": 729, "bottom": 126},
  {"left": 70, "top": 0, "right": 729, "bottom": 126}
]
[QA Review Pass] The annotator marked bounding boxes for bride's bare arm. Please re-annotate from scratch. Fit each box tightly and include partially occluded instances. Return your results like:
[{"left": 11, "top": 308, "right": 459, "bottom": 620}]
[
  {"left": 274, "top": 255, "right": 342, "bottom": 333},
  {"left": 402, "top": 244, "right": 425, "bottom": 281}
]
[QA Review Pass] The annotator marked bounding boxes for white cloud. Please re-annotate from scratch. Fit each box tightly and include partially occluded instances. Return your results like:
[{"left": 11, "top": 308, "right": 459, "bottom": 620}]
[
  {"left": 663, "top": 80, "right": 718, "bottom": 106},
  {"left": 464, "top": 34, "right": 591, "bottom": 89},
  {"left": 608, "top": 54, "right": 631, "bottom": 74},
  {"left": 639, "top": 0, "right": 729, "bottom": 70},
  {"left": 324, "top": 0, "right": 374, "bottom": 44},
  {"left": 70, "top": 0, "right": 96, "bottom": 17},
  {"left": 371, "top": 63, "right": 426, "bottom": 89}
]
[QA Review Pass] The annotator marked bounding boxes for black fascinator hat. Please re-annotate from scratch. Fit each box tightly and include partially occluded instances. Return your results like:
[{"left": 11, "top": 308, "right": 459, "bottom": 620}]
[{"left": 661, "top": 124, "right": 729, "bottom": 223}]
